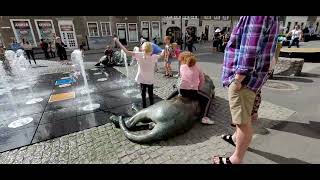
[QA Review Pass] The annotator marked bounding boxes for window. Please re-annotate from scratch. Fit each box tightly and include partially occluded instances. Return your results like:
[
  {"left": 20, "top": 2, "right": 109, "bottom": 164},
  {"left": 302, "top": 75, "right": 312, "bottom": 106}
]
[
  {"left": 182, "top": 16, "right": 189, "bottom": 19},
  {"left": 279, "top": 21, "right": 284, "bottom": 27},
  {"left": 100, "top": 22, "right": 111, "bottom": 36},
  {"left": 128, "top": 23, "right": 138, "bottom": 42},
  {"left": 204, "top": 16, "right": 211, "bottom": 19},
  {"left": 116, "top": 23, "right": 127, "bottom": 41},
  {"left": 0, "top": 33, "right": 4, "bottom": 47},
  {"left": 87, "top": 22, "right": 99, "bottom": 37},
  {"left": 165, "top": 16, "right": 173, "bottom": 18},
  {"left": 286, "top": 22, "right": 291, "bottom": 33},
  {"left": 151, "top": 21, "right": 160, "bottom": 39},
  {"left": 222, "top": 16, "right": 229, "bottom": 21},
  {"left": 174, "top": 16, "right": 180, "bottom": 19},
  {"left": 141, "top": 21, "right": 150, "bottom": 39},
  {"left": 190, "top": 16, "right": 198, "bottom": 19},
  {"left": 10, "top": 19, "right": 37, "bottom": 46},
  {"left": 213, "top": 16, "right": 220, "bottom": 20},
  {"left": 172, "top": 21, "right": 175, "bottom": 24}
]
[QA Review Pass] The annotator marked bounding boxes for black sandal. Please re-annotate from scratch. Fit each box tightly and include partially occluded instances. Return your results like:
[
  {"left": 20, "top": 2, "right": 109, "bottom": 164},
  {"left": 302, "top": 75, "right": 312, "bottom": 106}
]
[
  {"left": 221, "top": 134, "right": 236, "bottom": 147},
  {"left": 212, "top": 156, "right": 233, "bottom": 164}
]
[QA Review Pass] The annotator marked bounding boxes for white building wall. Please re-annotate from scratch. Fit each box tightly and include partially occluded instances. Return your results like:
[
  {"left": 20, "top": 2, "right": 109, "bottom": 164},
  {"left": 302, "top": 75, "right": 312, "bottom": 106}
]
[
  {"left": 161, "top": 17, "right": 200, "bottom": 38},
  {"left": 202, "top": 20, "right": 231, "bottom": 40},
  {"left": 284, "top": 16, "right": 308, "bottom": 32},
  {"left": 315, "top": 16, "right": 320, "bottom": 33}
]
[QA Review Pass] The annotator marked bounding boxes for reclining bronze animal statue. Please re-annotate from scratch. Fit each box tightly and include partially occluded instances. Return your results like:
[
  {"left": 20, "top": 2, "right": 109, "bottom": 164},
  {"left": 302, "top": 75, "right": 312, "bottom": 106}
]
[{"left": 111, "top": 74, "right": 215, "bottom": 144}]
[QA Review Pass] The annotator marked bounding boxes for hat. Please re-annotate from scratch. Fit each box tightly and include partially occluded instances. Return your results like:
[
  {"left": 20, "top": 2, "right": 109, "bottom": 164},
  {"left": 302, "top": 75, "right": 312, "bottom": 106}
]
[
  {"left": 215, "top": 29, "right": 221, "bottom": 33},
  {"left": 140, "top": 38, "right": 147, "bottom": 43}
]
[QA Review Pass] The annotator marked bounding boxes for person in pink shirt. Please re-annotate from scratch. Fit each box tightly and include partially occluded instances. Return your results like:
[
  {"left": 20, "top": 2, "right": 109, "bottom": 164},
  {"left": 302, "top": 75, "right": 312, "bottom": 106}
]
[
  {"left": 114, "top": 37, "right": 161, "bottom": 108},
  {"left": 172, "top": 43, "right": 181, "bottom": 77},
  {"left": 169, "top": 51, "right": 214, "bottom": 125}
]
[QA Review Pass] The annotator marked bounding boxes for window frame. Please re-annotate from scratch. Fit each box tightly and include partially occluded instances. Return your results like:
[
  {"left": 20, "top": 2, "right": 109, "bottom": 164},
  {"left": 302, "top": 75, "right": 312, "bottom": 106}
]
[{"left": 87, "top": 21, "right": 100, "bottom": 37}]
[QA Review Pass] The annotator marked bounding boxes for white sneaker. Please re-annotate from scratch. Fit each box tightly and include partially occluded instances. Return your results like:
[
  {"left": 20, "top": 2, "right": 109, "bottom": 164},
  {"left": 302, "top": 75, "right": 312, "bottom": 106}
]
[
  {"left": 174, "top": 74, "right": 180, "bottom": 78},
  {"left": 201, "top": 117, "right": 215, "bottom": 125}
]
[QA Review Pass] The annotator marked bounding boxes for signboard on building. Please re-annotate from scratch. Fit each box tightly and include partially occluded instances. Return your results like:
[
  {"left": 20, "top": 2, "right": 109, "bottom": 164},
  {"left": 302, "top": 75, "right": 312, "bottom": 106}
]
[
  {"left": 60, "top": 25, "right": 73, "bottom": 31},
  {"left": 10, "top": 19, "right": 36, "bottom": 46},
  {"left": 35, "top": 20, "right": 55, "bottom": 42}
]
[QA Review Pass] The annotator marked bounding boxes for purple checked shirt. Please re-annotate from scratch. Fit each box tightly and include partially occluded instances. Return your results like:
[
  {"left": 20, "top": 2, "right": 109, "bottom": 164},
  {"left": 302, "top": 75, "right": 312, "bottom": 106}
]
[{"left": 222, "top": 16, "right": 279, "bottom": 92}]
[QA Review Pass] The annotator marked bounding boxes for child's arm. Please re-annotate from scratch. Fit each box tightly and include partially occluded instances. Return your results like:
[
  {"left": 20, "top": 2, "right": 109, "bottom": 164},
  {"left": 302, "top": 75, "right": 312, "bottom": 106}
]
[{"left": 113, "top": 37, "right": 134, "bottom": 57}]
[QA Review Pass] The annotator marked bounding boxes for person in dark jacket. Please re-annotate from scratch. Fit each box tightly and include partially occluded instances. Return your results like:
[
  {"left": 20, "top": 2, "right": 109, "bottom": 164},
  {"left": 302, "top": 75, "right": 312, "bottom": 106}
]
[
  {"left": 40, "top": 39, "right": 50, "bottom": 59},
  {"left": 55, "top": 37, "right": 68, "bottom": 64}
]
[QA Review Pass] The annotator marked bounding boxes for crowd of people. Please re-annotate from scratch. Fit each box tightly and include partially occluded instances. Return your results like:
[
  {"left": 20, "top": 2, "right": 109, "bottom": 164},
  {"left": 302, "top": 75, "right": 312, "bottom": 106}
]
[
  {"left": 212, "top": 29, "right": 230, "bottom": 52},
  {"left": 279, "top": 24, "right": 318, "bottom": 48},
  {"left": 4, "top": 35, "right": 69, "bottom": 66}
]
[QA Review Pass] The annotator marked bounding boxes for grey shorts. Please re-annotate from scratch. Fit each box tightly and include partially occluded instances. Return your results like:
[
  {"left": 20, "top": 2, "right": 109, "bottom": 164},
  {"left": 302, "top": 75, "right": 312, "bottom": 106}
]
[{"left": 166, "top": 58, "right": 173, "bottom": 65}]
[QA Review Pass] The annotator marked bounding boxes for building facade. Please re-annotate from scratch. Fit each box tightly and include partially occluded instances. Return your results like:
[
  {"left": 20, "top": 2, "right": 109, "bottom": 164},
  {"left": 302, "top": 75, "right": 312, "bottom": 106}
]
[
  {"left": 201, "top": 16, "right": 231, "bottom": 40},
  {"left": 1, "top": 16, "right": 319, "bottom": 50},
  {"left": 161, "top": 16, "right": 200, "bottom": 42}
]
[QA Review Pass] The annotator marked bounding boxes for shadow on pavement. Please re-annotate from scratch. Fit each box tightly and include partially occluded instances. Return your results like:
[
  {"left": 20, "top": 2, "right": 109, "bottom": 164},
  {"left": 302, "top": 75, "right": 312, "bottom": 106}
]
[
  {"left": 259, "top": 118, "right": 320, "bottom": 139},
  {"left": 31, "top": 65, "right": 49, "bottom": 68},
  {"left": 248, "top": 147, "right": 310, "bottom": 164},
  {"left": 272, "top": 76, "right": 314, "bottom": 83},
  {"left": 300, "top": 72, "right": 320, "bottom": 78}
]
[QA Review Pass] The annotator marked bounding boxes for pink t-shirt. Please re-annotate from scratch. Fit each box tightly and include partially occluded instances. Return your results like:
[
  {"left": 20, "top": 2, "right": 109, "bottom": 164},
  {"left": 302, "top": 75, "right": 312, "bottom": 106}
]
[
  {"left": 132, "top": 52, "right": 159, "bottom": 85},
  {"left": 179, "top": 64, "right": 205, "bottom": 90},
  {"left": 173, "top": 48, "right": 180, "bottom": 59}
]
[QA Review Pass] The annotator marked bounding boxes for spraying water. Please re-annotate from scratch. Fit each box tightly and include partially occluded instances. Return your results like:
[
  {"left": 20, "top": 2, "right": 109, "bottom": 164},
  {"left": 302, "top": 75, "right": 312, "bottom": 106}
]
[
  {"left": 71, "top": 50, "right": 100, "bottom": 111},
  {"left": 1, "top": 50, "right": 34, "bottom": 128},
  {"left": 121, "top": 49, "right": 129, "bottom": 77}
]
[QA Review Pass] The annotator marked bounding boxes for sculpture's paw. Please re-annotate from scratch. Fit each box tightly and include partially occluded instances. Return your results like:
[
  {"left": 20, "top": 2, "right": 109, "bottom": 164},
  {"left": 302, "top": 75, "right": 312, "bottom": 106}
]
[
  {"left": 148, "top": 122, "right": 156, "bottom": 130},
  {"left": 110, "top": 115, "right": 120, "bottom": 128}
]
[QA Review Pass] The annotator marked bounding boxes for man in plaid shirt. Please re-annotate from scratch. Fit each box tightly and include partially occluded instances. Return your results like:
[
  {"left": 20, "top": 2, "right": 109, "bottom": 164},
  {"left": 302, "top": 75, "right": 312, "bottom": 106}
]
[{"left": 213, "top": 16, "right": 279, "bottom": 164}]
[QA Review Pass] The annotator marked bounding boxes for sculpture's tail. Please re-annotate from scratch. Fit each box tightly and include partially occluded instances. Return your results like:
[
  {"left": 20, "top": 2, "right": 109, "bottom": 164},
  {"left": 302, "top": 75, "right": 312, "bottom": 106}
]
[{"left": 119, "top": 116, "right": 162, "bottom": 144}]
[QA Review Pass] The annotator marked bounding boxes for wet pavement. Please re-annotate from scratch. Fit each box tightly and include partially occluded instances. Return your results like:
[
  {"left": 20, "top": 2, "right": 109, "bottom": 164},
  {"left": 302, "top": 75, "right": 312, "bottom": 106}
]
[{"left": 0, "top": 67, "right": 161, "bottom": 152}]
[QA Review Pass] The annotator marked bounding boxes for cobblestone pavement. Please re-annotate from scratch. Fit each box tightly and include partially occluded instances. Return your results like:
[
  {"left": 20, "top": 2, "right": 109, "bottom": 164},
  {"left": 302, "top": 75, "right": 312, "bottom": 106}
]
[{"left": 0, "top": 57, "right": 296, "bottom": 164}]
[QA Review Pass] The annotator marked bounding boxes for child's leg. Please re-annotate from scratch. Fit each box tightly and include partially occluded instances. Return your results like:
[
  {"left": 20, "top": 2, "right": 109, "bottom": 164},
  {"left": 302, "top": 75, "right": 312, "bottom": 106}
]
[
  {"left": 197, "top": 91, "right": 214, "bottom": 124},
  {"left": 168, "top": 64, "right": 172, "bottom": 76},
  {"left": 164, "top": 62, "right": 168, "bottom": 75},
  {"left": 147, "top": 84, "right": 154, "bottom": 105},
  {"left": 197, "top": 91, "right": 211, "bottom": 117},
  {"left": 30, "top": 51, "right": 36, "bottom": 64},
  {"left": 26, "top": 51, "right": 32, "bottom": 64},
  {"left": 140, "top": 83, "right": 147, "bottom": 108}
]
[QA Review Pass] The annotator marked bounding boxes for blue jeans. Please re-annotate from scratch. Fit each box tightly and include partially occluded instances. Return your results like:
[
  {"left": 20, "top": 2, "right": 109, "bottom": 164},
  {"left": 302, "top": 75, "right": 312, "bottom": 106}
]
[{"left": 289, "top": 38, "right": 299, "bottom": 48}]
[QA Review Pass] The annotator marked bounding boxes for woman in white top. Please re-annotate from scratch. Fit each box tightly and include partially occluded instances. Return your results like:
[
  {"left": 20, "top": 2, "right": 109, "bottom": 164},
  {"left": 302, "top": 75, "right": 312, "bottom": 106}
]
[
  {"left": 113, "top": 37, "right": 161, "bottom": 108},
  {"left": 288, "top": 25, "right": 302, "bottom": 48},
  {"left": 22, "top": 39, "right": 37, "bottom": 65}
]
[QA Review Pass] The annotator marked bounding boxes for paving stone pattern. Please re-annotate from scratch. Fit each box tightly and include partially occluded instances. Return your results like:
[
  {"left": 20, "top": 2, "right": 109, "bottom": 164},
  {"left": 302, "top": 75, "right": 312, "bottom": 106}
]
[{"left": 0, "top": 60, "right": 295, "bottom": 164}]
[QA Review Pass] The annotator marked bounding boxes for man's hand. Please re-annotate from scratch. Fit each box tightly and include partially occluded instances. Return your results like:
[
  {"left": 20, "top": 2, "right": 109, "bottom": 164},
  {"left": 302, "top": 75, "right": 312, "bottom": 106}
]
[
  {"left": 113, "top": 37, "right": 118, "bottom": 41},
  {"left": 233, "top": 80, "right": 242, "bottom": 91},
  {"left": 233, "top": 74, "right": 246, "bottom": 91}
]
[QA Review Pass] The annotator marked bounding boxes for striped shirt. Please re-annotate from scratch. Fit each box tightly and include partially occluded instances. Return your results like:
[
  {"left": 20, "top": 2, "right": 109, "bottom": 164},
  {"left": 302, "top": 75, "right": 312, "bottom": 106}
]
[{"left": 222, "top": 16, "right": 279, "bottom": 92}]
